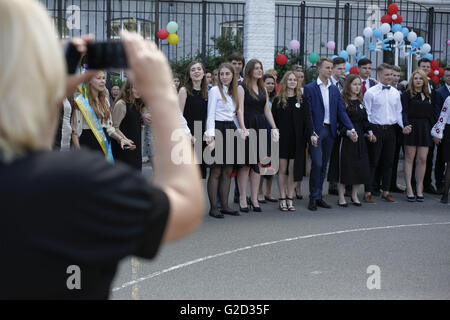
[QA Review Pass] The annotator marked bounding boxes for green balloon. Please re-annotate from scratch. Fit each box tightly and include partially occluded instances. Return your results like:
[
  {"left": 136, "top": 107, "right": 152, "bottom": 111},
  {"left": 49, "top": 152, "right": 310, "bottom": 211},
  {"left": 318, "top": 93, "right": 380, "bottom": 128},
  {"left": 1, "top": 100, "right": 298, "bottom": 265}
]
[
  {"left": 308, "top": 52, "right": 319, "bottom": 64},
  {"left": 166, "top": 21, "right": 178, "bottom": 34}
]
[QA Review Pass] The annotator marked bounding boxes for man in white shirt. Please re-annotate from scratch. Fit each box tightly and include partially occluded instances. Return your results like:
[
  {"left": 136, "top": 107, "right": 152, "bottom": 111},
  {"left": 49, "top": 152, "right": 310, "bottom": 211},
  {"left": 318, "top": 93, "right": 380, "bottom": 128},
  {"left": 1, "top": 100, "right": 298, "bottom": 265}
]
[
  {"left": 363, "top": 63, "right": 409, "bottom": 204},
  {"left": 331, "top": 57, "right": 346, "bottom": 93}
]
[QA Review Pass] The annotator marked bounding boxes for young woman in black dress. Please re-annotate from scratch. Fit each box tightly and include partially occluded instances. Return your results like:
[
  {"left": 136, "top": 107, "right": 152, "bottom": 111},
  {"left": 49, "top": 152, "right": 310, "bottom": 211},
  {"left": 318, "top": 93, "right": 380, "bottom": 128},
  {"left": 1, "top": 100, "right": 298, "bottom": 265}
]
[
  {"left": 328, "top": 74, "right": 373, "bottom": 206},
  {"left": 272, "top": 71, "right": 316, "bottom": 211},
  {"left": 236, "top": 59, "right": 279, "bottom": 212},
  {"left": 111, "top": 81, "right": 144, "bottom": 171},
  {"left": 401, "top": 70, "right": 434, "bottom": 202},
  {"left": 178, "top": 61, "right": 209, "bottom": 178},
  {"left": 204, "top": 63, "right": 244, "bottom": 218}
]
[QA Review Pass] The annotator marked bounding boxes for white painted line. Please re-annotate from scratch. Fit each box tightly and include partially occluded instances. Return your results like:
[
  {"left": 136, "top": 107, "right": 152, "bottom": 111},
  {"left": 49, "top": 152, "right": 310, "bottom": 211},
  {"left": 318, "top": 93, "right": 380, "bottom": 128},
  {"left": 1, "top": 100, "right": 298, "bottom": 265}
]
[{"left": 112, "top": 221, "right": 450, "bottom": 292}]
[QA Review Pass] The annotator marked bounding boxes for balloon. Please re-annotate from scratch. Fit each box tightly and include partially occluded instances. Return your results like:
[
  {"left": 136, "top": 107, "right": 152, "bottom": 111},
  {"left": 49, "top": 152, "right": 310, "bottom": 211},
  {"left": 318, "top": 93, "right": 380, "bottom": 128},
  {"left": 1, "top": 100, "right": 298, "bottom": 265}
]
[
  {"left": 166, "top": 21, "right": 179, "bottom": 34},
  {"left": 392, "top": 24, "right": 402, "bottom": 33},
  {"left": 401, "top": 27, "right": 409, "bottom": 37},
  {"left": 431, "top": 76, "right": 439, "bottom": 84},
  {"left": 276, "top": 54, "right": 287, "bottom": 65},
  {"left": 448, "top": 40, "right": 450, "bottom": 46},
  {"left": 380, "top": 23, "right": 391, "bottom": 35},
  {"left": 434, "top": 70, "right": 439, "bottom": 76},
  {"left": 331, "top": 55, "right": 338, "bottom": 60},
  {"left": 392, "top": 14, "right": 398, "bottom": 20},
  {"left": 326, "top": 41, "right": 336, "bottom": 51},
  {"left": 388, "top": 3, "right": 399, "bottom": 15},
  {"left": 308, "top": 52, "right": 320, "bottom": 64},
  {"left": 407, "top": 31, "right": 417, "bottom": 42},
  {"left": 393, "top": 31, "right": 404, "bottom": 42},
  {"left": 345, "top": 62, "right": 351, "bottom": 72},
  {"left": 421, "top": 43, "right": 431, "bottom": 53},
  {"left": 289, "top": 40, "right": 300, "bottom": 50},
  {"left": 381, "top": 14, "right": 392, "bottom": 24},
  {"left": 363, "top": 27, "right": 373, "bottom": 38},
  {"left": 168, "top": 33, "right": 179, "bottom": 45},
  {"left": 372, "top": 29, "right": 383, "bottom": 39},
  {"left": 427, "top": 71, "right": 434, "bottom": 78},
  {"left": 423, "top": 53, "right": 433, "bottom": 60},
  {"left": 157, "top": 29, "right": 169, "bottom": 40},
  {"left": 354, "top": 36, "right": 365, "bottom": 47},
  {"left": 393, "top": 15, "right": 402, "bottom": 24},
  {"left": 438, "top": 68, "right": 445, "bottom": 77},
  {"left": 349, "top": 66, "right": 359, "bottom": 75},
  {"left": 431, "top": 60, "right": 439, "bottom": 68},
  {"left": 416, "top": 37, "right": 425, "bottom": 47},
  {"left": 338, "top": 50, "right": 349, "bottom": 60},
  {"left": 346, "top": 44, "right": 357, "bottom": 56}
]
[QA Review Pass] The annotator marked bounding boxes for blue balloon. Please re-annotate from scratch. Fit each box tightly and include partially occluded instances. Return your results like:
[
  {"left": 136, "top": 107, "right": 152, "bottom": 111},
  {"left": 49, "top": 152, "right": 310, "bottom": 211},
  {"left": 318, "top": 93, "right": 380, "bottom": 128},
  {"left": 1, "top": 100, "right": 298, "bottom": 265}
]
[
  {"left": 339, "top": 50, "right": 349, "bottom": 60},
  {"left": 416, "top": 37, "right": 425, "bottom": 47},
  {"left": 360, "top": 55, "right": 367, "bottom": 60},
  {"left": 423, "top": 53, "right": 433, "bottom": 60},
  {"left": 401, "top": 27, "right": 409, "bottom": 37},
  {"left": 331, "top": 55, "right": 338, "bottom": 60},
  {"left": 392, "top": 24, "right": 402, "bottom": 33},
  {"left": 372, "top": 29, "right": 383, "bottom": 39},
  {"left": 345, "top": 62, "right": 351, "bottom": 72},
  {"left": 411, "top": 41, "right": 418, "bottom": 48}
]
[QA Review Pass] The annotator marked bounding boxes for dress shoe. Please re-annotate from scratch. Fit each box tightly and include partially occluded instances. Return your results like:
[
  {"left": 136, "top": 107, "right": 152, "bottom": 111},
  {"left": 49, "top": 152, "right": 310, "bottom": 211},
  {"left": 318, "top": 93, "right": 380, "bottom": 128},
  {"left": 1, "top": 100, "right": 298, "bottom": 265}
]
[
  {"left": 249, "top": 200, "right": 262, "bottom": 212},
  {"left": 390, "top": 185, "right": 405, "bottom": 193},
  {"left": 424, "top": 185, "right": 438, "bottom": 195},
  {"left": 308, "top": 199, "right": 317, "bottom": 211},
  {"left": 265, "top": 195, "right": 278, "bottom": 202},
  {"left": 416, "top": 196, "right": 424, "bottom": 202},
  {"left": 406, "top": 195, "right": 416, "bottom": 202},
  {"left": 239, "top": 205, "right": 249, "bottom": 213},
  {"left": 257, "top": 198, "right": 267, "bottom": 204},
  {"left": 441, "top": 194, "right": 448, "bottom": 204},
  {"left": 209, "top": 210, "right": 224, "bottom": 219},
  {"left": 328, "top": 189, "right": 338, "bottom": 196},
  {"left": 317, "top": 199, "right": 331, "bottom": 209},
  {"left": 381, "top": 193, "right": 396, "bottom": 203},
  {"left": 337, "top": 201, "right": 348, "bottom": 207},
  {"left": 220, "top": 208, "right": 240, "bottom": 216},
  {"left": 364, "top": 194, "right": 376, "bottom": 204},
  {"left": 351, "top": 198, "right": 362, "bottom": 207}
]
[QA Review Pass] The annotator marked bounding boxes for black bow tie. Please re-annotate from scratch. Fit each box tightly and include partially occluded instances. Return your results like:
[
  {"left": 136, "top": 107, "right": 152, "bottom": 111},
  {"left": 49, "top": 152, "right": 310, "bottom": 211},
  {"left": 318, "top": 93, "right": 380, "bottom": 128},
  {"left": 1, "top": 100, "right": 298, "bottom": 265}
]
[{"left": 382, "top": 85, "right": 391, "bottom": 90}]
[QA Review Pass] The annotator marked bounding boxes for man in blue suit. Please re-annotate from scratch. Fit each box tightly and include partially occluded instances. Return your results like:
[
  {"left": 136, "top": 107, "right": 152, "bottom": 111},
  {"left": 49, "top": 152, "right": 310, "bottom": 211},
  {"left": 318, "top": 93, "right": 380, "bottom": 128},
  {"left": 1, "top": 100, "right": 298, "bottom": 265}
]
[
  {"left": 304, "top": 57, "right": 356, "bottom": 211},
  {"left": 434, "top": 66, "right": 450, "bottom": 194}
]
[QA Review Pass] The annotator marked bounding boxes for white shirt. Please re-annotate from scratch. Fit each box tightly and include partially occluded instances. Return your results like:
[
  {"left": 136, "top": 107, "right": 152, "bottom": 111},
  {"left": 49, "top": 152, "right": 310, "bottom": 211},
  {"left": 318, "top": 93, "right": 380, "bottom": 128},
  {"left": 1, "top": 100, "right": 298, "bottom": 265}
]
[
  {"left": 61, "top": 98, "right": 72, "bottom": 151},
  {"left": 363, "top": 83, "right": 404, "bottom": 128},
  {"left": 431, "top": 96, "right": 450, "bottom": 139},
  {"left": 317, "top": 77, "right": 331, "bottom": 124},
  {"left": 330, "top": 76, "right": 343, "bottom": 93},
  {"left": 360, "top": 77, "right": 372, "bottom": 93},
  {"left": 205, "top": 85, "right": 239, "bottom": 137},
  {"left": 446, "top": 83, "right": 450, "bottom": 94}
]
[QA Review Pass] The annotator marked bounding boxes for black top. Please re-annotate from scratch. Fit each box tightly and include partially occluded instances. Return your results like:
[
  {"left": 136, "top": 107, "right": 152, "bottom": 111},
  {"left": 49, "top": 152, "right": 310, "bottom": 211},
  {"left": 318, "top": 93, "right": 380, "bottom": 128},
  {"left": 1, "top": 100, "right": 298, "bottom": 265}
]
[
  {"left": 242, "top": 84, "right": 266, "bottom": 116},
  {"left": 0, "top": 150, "right": 170, "bottom": 299},
  {"left": 401, "top": 90, "right": 434, "bottom": 126},
  {"left": 183, "top": 89, "right": 207, "bottom": 135}
]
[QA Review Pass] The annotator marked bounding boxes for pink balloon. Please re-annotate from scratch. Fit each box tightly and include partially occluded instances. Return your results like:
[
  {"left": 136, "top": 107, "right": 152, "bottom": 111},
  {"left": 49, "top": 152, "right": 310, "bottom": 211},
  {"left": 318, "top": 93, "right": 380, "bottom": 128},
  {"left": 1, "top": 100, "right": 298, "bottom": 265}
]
[
  {"left": 447, "top": 40, "right": 450, "bottom": 46},
  {"left": 289, "top": 40, "right": 300, "bottom": 50},
  {"left": 327, "top": 41, "right": 336, "bottom": 51}
]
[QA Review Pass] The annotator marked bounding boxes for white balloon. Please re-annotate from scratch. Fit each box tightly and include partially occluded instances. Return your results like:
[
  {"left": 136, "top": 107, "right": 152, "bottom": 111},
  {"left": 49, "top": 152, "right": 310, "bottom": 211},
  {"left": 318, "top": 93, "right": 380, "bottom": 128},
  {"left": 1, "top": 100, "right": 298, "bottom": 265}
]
[
  {"left": 407, "top": 31, "right": 417, "bottom": 42},
  {"left": 354, "top": 36, "right": 365, "bottom": 47},
  {"left": 392, "top": 14, "right": 397, "bottom": 20},
  {"left": 363, "top": 27, "right": 373, "bottom": 38},
  {"left": 421, "top": 43, "right": 431, "bottom": 53},
  {"left": 393, "top": 31, "right": 404, "bottom": 42},
  {"left": 434, "top": 70, "right": 439, "bottom": 75},
  {"left": 380, "top": 23, "right": 391, "bottom": 34},
  {"left": 387, "top": 32, "right": 394, "bottom": 40},
  {"left": 346, "top": 44, "right": 357, "bottom": 56}
]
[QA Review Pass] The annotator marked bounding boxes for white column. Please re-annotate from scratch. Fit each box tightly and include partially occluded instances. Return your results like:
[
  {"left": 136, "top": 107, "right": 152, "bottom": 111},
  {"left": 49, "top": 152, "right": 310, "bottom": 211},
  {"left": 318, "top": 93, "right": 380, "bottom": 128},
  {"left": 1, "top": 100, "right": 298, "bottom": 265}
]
[{"left": 244, "top": 0, "right": 276, "bottom": 72}]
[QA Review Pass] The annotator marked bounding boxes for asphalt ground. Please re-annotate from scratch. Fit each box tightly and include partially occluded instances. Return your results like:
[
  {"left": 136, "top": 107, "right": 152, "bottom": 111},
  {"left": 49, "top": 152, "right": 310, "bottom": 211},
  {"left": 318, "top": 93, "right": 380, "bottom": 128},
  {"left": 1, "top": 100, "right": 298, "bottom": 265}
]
[{"left": 111, "top": 162, "right": 450, "bottom": 300}]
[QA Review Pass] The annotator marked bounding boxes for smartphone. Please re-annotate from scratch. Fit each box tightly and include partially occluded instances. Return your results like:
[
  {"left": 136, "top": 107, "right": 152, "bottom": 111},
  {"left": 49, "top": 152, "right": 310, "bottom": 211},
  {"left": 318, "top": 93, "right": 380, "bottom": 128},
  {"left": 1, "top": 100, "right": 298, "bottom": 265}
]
[
  {"left": 86, "top": 41, "right": 128, "bottom": 70},
  {"left": 65, "top": 42, "right": 82, "bottom": 74}
]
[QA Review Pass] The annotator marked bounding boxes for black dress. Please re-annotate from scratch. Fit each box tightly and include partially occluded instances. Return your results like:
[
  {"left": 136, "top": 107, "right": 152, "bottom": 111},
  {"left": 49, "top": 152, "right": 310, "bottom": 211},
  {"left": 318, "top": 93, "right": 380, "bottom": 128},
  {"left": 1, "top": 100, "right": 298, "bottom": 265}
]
[
  {"left": 328, "top": 99, "right": 371, "bottom": 185},
  {"left": 241, "top": 84, "right": 268, "bottom": 172},
  {"left": 401, "top": 91, "right": 434, "bottom": 147},
  {"left": 111, "top": 102, "right": 142, "bottom": 171},
  {"left": 272, "top": 95, "right": 313, "bottom": 181},
  {"left": 183, "top": 89, "right": 208, "bottom": 178},
  {"left": 79, "top": 128, "right": 110, "bottom": 156}
]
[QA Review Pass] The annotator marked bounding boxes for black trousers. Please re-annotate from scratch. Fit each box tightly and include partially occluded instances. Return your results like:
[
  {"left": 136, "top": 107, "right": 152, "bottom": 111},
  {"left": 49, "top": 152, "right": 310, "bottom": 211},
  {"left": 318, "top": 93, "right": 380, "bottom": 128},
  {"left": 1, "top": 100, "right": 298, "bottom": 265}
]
[{"left": 367, "top": 125, "right": 397, "bottom": 193}]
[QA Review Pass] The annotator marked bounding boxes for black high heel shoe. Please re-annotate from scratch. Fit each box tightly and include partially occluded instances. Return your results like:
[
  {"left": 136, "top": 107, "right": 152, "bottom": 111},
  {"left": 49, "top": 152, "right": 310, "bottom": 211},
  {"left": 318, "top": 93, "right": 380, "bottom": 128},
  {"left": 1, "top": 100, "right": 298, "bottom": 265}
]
[
  {"left": 351, "top": 198, "right": 362, "bottom": 207},
  {"left": 248, "top": 198, "right": 262, "bottom": 212}
]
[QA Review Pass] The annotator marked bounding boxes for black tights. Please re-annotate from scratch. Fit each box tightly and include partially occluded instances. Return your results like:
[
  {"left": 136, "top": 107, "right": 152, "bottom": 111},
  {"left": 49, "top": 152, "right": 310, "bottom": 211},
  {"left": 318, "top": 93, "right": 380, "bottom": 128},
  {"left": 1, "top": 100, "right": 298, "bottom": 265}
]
[
  {"left": 207, "top": 165, "right": 234, "bottom": 212},
  {"left": 444, "top": 162, "right": 450, "bottom": 196}
]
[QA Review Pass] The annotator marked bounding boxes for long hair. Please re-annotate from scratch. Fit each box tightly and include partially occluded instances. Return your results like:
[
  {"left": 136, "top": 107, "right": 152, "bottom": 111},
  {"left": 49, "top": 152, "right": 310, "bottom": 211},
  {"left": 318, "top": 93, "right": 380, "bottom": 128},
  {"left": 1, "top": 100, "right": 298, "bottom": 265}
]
[
  {"left": 276, "top": 71, "right": 302, "bottom": 109},
  {"left": 407, "top": 69, "right": 431, "bottom": 99},
  {"left": 85, "top": 71, "right": 111, "bottom": 122},
  {"left": 217, "top": 63, "right": 240, "bottom": 112},
  {"left": 263, "top": 74, "right": 276, "bottom": 101},
  {"left": 113, "top": 80, "right": 145, "bottom": 113},
  {"left": 184, "top": 61, "right": 208, "bottom": 99},
  {"left": 243, "top": 59, "right": 267, "bottom": 100},
  {"left": 173, "top": 73, "right": 182, "bottom": 93},
  {"left": 342, "top": 74, "right": 363, "bottom": 107}
]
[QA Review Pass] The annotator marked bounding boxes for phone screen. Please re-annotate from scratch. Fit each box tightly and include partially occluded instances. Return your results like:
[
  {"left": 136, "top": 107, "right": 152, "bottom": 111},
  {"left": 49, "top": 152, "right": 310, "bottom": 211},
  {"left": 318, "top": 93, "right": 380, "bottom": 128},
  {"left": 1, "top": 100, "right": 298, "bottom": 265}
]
[{"left": 86, "top": 42, "right": 128, "bottom": 70}]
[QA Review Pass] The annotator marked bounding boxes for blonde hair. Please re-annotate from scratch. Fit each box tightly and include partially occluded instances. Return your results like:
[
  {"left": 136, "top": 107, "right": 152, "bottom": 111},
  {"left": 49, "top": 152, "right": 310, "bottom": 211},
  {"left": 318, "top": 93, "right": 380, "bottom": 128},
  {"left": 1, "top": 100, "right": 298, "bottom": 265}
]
[
  {"left": 0, "top": 0, "right": 66, "bottom": 162},
  {"left": 85, "top": 71, "right": 111, "bottom": 122},
  {"left": 276, "top": 71, "right": 302, "bottom": 109},
  {"left": 407, "top": 69, "right": 431, "bottom": 99}
]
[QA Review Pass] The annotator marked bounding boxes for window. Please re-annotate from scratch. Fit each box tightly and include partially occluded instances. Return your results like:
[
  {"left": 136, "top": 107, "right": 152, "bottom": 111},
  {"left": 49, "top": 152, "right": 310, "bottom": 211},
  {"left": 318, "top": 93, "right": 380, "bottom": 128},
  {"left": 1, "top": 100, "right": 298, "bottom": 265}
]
[
  {"left": 110, "top": 18, "right": 155, "bottom": 40},
  {"left": 221, "top": 20, "right": 243, "bottom": 40}
]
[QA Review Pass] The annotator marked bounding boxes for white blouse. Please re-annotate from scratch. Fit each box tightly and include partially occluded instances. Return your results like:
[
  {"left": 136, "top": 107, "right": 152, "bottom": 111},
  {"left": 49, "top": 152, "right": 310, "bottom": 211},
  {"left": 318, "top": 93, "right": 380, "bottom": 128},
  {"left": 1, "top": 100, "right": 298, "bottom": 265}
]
[
  {"left": 205, "top": 85, "right": 239, "bottom": 137},
  {"left": 431, "top": 96, "right": 450, "bottom": 139}
]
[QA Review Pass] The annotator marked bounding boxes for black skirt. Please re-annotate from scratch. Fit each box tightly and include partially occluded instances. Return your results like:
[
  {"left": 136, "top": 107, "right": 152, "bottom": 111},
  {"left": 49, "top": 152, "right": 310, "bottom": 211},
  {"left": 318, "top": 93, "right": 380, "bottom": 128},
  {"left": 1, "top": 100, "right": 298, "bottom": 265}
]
[
  {"left": 79, "top": 128, "right": 110, "bottom": 157},
  {"left": 404, "top": 118, "right": 433, "bottom": 147},
  {"left": 442, "top": 124, "right": 450, "bottom": 162},
  {"left": 206, "top": 121, "right": 237, "bottom": 168},
  {"left": 240, "top": 112, "right": 269, "bottom": 173}
]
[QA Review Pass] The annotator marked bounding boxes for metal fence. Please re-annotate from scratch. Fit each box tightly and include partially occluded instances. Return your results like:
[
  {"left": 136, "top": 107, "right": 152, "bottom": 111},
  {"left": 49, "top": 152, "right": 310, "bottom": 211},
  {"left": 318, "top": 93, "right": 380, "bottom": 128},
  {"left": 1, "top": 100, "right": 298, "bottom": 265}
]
[{"left": 276, "top": 0, "right": 449, "bottom": 75}]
